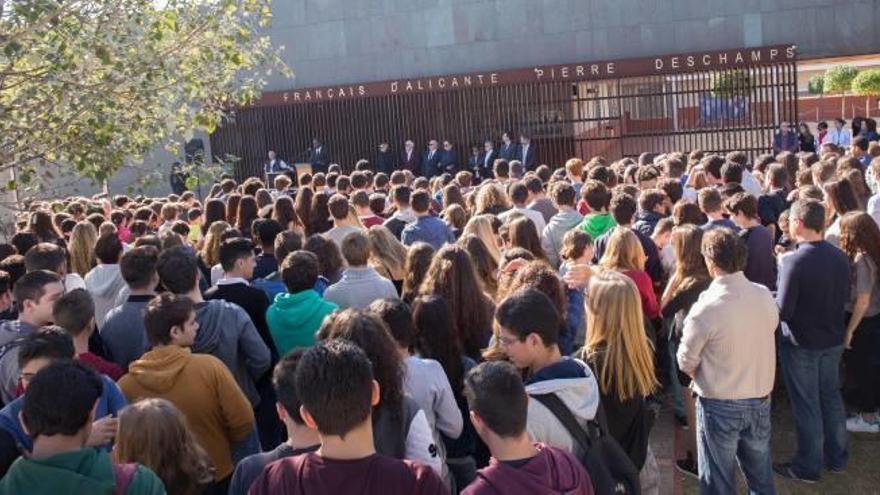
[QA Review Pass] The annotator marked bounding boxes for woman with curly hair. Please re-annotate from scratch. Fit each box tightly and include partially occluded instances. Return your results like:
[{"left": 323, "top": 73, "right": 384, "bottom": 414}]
[
  {"left": 474, "top": 184, "right": 510, "bottom": 216},
  {"left": 419, "top": 245, "right": 494, "bottom": 360},
  {"left": 114, "top": 399, "right": 215, "bottom": 495}
]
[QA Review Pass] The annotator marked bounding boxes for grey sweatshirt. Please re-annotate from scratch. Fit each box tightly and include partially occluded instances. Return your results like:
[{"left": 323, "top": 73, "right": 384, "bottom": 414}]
[
  {"left": 192, "top": 300, "right": 271, "bottom": 406},
  {"left": 541, "top": 209, "right": 585, "bottom": 268},
  {"left": 85, "top": 264, "right": 129, "bottom": 328}
]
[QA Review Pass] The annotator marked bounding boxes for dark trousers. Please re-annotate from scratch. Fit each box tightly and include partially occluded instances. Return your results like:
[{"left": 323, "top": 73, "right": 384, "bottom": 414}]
[{"left": 843, "top": 312, "right": 880, "bottom": 412}]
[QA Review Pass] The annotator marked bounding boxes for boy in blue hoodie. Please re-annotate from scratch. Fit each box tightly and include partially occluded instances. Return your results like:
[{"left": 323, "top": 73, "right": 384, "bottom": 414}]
[
  {"left": 461, "top": 361, "right": 592, "bottom": 495},
  {"left": 0, "top": 327, "right": 127, "bottom": 477}
]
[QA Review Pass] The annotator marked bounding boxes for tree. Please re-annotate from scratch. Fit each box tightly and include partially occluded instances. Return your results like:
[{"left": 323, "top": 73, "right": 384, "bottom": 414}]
[
  {"left": 0, "top": 0, "right": 290, "bottom": 198},
  {"left": 807, "top": 74, "right": 824, "bottom": 95},
  {"left": 852, "top": 69, "right": 880, "bottom": 110},
  {"left": 823, "top": 65, "right": 859, "bottom": 117}
]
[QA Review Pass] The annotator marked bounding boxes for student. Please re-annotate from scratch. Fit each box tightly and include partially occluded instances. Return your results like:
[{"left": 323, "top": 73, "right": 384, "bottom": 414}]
[
  {"left": 367, "top": 226, "right": 408, "bottom": 294},
  {"left": 205, "top": 238, "right": 277, "bottom": 359},
  {"left": 698, "top": 188, "right": 738, "bottom": 232},
  {"left": 524, "top": 175, "right": 557, "bottom": 224},
  {"left": 401, "top": 190, "right": 455, "bottom": 249},
  {"left": 21, "top": 241, "right": 86, "bottom": 293},
  {"left": 266, "top": 251, "right": 338, "bottom": 354},
  {"left": 774, "top": 199, "right": 850, "bottom": 483},
  {"left": 317, "top": 309, "right": 443, "bottom": 475},
  {"left": 677, "top": 228, "right": 778, "bottom": 493},
  {"left": 118, "top": 293, "right": 255, "bottom": 492},
  {"left": 353, "top": 190, "right": 385, "bottom": 228},
  {"left": 419, "top": 245, "right": 494, "bottom": 361},
  {"left": 726, "top": 193, "right": 777, "bottom": 290},
  {"left": 323, "top": 194, "right": 363, "bottom": 249},
  {"left": 577, "top": 180, "right": 616, "bottom": 239},
  {"left": 598, "top": 228, "right": 660, "bottom": 321},
  {"left": 323, "top": 232, "right": 398, "bottom": 309},
  {"left": 461, "top": 361, "right": 592, "bottom": 495},
  {"left": 251, "top": 219, "right": 283, "bottom": 280},
  {"left": 383, "top": 185, "right": 417, "bottom": 240},
  {"left": 368, "top": 299, "right": 463, "bottom": 483},
  {"left": 229, "top": 350, "right": 321, "bottom": 495},
  {"left": 248, "top": 339, "right": 448, "bottom": 495},
  {"left": 114, "top": 398, "right": 215, "bottom": 495},
  {"left": 0, "top": 270, "right": 64, "bottom": 405},
  {"left": 660, "top": 225, "right": 711, "bottom": 478},
  {"left": 52, "top": 289, "right": 123, "bottom": 380},
  {"left": 0, "top": 327, "right": 127, "bottom": 477},
  {"left": 541, "top": 182, "right": 583, "bottom": 268},
  {"left": 633, "top": 189, "right": 668, "bottom": 238},
  {"left": 494, "top": 288, "right": 600, "bottom": 457},
  {"left": 838, "top": 212, "right": 880, "bottom": 433},
  {"left": 101, "top": 246, "right": 158, "bottom": 372},
  {"left": 252, "top": 231, "right": 303, "bottom": 301},
  {"left": 84, "top": 233, "right": 129, "bottom": 328},
  {"left": 498, "top": 182, "right": 546, "bottom": 234},
  {"left": 591, "top": 193, "right": 664, "bottom": 286},
  {"left": 577, "top": 271, "right": 657, "bottom": 473},
  {"left": 156, "top": 246, "right": 270, "bottom": 409},
  {"left": 0, "top": 360, "right": 162, "bottom": 495}
]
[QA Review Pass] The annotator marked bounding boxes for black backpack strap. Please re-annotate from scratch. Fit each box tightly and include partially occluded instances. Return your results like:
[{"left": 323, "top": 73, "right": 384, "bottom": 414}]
[{"left": 531, "top": 393, "right": 594, "bottom": 452}]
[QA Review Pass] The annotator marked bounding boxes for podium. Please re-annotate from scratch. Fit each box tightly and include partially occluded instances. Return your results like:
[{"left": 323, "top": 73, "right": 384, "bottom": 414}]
[{"left": 294, "top": 163, "right": 312, "bottom": 178}]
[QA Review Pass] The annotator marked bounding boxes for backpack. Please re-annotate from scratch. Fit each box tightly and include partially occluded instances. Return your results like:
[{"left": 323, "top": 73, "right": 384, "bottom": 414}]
[{"left": 531, "top": 393, "right": 640, "bottom": 495}]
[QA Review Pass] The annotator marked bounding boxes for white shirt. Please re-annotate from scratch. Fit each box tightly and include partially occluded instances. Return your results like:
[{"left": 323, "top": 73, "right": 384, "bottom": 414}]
[
  {"left": 483, "top": 150, "right": 494, "bottom": 168},
  {"left": 521, "top": 144, "right": 530, "bottom": 161},
  {"left": 498, "top": 205, "right": 546, "bottom": 234},
  {"left": 868, "top": 193, "right": 880, "bottom": 227},
  {"left": 826, "top": 127, "right": 852, "bottom": 147},
  {"left": 741, "top": 169, "right": 763, "bottom": 197}
]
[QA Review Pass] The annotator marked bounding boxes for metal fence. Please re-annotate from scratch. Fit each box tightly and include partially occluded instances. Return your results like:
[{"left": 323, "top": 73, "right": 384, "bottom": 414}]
[{"left": 210, "top": 49, "right": 798, "bottom": 180}]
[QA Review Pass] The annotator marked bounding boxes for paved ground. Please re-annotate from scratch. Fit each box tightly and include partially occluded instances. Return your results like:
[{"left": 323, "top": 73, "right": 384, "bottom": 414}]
[{"left": 650, "top": 388, "right": 880, "bottom": 495}]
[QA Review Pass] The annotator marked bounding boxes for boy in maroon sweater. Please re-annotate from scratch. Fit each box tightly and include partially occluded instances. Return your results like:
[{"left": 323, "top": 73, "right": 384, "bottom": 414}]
[
  {"left": 461, "top": 361, "right": 593, "bottom": 495},
  {"left": 248, "top": 339, "right": 448, "bottom": 495}
]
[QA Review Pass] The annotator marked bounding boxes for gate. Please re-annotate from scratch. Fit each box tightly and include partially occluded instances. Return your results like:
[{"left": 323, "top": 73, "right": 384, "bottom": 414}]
[{"left": 210, "top": 45, "right": 798, "bottom": 179}]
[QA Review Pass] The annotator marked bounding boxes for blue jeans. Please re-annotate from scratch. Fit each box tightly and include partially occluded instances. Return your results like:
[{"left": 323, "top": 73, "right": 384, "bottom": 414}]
[
  {"left": 779, "top": 341, "right": 848, "bottom": 478},
  {"left": 696, "top": 397, "right": 775, "bottom": 495}
]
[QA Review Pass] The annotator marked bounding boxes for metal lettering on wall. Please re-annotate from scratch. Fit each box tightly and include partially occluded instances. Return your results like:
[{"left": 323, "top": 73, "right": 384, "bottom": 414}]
[
  {"left": 255, "top": 45, "right": 796, "bottom": 106},
  {"left": 211, "top": 45, "right": 799, "bottom": 179}
]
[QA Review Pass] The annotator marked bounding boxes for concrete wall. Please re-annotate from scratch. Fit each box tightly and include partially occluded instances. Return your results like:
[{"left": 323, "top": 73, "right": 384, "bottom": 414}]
[{"left": 265, "top": 0, "right": 880, "bottom": 91}]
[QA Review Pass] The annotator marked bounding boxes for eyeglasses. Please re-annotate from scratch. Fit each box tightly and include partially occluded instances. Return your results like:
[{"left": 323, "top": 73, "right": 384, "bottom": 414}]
[{"left": 497, "top": 335, "right": 522, "bottom": 347}]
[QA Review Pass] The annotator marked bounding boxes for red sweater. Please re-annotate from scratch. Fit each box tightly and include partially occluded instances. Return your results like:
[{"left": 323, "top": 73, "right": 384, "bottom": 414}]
[{"left": 623, "top": 269, "right": 660, "bottom": 320}]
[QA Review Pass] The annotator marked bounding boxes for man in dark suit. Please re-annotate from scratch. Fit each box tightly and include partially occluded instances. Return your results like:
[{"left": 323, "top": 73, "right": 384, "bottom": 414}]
[
  {"left": 439, "top": 140, "right": 458, "bottom": 175},
  {"left": 468, "top": 146, "right": 481, "bottom": 177},
  {"left": 376, "top": 142, "right": 395, "bottom": 175},
  {"left": 477, "top": 140, "right": 498, "bottom": 182},
  {"left": 499, "top": 131, "right": 519, "bottom": 160},
  {"left": 401, "top": 139, "right": 419, "bottom": 174},
  {"left": 421, "top": 139, "right": 442, "bottom": 178},
  {"left": 518, "top": 133, "right": 538, "bottom": 171},
  {"left": 308, "top": 138, "right": 330, "bottom": 174}
]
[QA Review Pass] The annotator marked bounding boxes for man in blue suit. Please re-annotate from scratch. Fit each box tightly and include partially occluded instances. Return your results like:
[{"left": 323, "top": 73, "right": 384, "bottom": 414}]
[
  {"left": 421, "top": 139, "right": 442, "bottom": 178},
  {"left": 519, "top": 133, "right": 538, "bottom": 171},
  {"left": 439, "top": 140, "right": 459, "bottom": 175}
]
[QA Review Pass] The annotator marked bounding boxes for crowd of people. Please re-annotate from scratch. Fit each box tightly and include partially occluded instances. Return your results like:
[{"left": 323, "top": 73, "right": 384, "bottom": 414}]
[{"left": 0, "top": 133, "right": 878, "bottom": 495}]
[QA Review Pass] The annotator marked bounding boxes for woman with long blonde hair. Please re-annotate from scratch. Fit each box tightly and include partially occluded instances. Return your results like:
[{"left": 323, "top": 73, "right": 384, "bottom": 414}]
[
  {"left": 462, "top": 214, "right": 502, "bottom": 263},
  {"left": 577, "top": 269, "right": 657, "bottom": 470},
  {"left": 367, "top": 225, "right": 408, "bottom": 294},
  {"left": 599, "top": 227, "right": 659, "bottom": 320},
  {"left": 114, "top": 398, "right": 214, "bottom": 495},
  {"left": 68, "top": 221, "right": 98, "bottom": 277}
]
